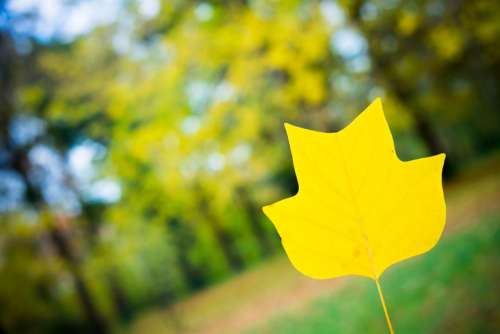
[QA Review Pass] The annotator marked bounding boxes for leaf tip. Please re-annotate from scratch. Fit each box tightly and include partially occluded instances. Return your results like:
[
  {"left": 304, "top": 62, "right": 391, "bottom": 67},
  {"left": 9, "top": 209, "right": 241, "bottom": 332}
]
[
  {"left": 284, "top": 122, "right": 308, "bottom": 143},
  {"left": 261, "top": 204, "right": 271, "bottom": 216},
  {"left": 434, "top": 152, "right": 446, "bottom": 165},
  {"left": 436, "top": 152, "right": 446, "bottom": 168},
  {"left": 369, "top": 97, "right": 385, "bottom": 116},
  {"left": 372, "top": 96, "right": 383, "bottom": 107},
  {"left": 357, "top": 96, "right": 385, "bottom": 121},
  {"left": 283, "top": 122, "right": 298, "bottom": 133}
]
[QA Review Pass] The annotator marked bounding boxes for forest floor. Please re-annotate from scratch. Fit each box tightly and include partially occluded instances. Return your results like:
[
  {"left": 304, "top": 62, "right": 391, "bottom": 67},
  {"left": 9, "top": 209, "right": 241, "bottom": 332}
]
[{"left": 126, "top": 157, "right": 500, "bottom": 334}]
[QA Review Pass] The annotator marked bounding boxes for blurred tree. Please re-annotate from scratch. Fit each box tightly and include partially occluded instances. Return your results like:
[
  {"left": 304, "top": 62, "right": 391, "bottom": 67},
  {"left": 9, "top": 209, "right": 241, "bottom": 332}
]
[
  {"left": 341, "top": 0, "right": 500, "bottom": 174},
  {"left": 104, "top": 0, "right": 337, "bottom": 289},
  {"left": 0, "top": 27, "right": 111, "bottom": 332},
  {"left": 2, "top": 0, "right": 500, "bottom": 332}
]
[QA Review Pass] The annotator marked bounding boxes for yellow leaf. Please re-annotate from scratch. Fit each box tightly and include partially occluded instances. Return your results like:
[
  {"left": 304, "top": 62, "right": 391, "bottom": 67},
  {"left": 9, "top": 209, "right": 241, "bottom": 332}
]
[{"left": 263, "top": 98, "right": 446, "bottom": 280}]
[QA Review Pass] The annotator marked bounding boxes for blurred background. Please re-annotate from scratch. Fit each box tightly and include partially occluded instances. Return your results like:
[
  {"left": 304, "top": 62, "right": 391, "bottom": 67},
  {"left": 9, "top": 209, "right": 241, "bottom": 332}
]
[{"left": 1, "top": 0, "right": 500, "bottom": 333}]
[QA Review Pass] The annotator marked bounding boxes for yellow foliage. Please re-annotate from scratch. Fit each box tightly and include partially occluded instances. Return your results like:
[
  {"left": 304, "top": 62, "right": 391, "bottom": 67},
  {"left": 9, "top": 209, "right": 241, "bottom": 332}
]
[
  {"left": 429, "top": 26, "right": 464, "bottom": 60},
  {"left": 397, "top": 11, "right": 420, "bottom": 36}
]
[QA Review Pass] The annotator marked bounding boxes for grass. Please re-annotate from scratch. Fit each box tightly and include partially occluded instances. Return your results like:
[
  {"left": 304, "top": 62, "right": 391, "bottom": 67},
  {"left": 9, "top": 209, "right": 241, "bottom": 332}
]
[
  {"left": 249, "top": 215, "right": 500, "bottom": 334},
  {"left": 127, "top": 166, "right": 500, "bottom": 334}
]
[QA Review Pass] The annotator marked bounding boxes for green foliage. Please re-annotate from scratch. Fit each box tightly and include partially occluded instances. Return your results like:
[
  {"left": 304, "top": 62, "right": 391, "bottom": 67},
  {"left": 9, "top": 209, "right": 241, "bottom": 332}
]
[{"left": 1, "top": 0, "right": 500, "bottom": 332}]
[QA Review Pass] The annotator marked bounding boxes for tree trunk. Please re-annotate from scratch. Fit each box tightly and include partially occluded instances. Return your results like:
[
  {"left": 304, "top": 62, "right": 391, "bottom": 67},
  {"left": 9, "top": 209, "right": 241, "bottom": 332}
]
[
  {"left": 0, "top": 32, "right": 16, "bottom": 150},
  {"left": 388, "top": 83, "right": 447, "bottom": 154},
  {"left": 1, "top": 31, "right": 109, "bottom": 333},
  {"left": 167, "top": 218, "right": 206, "bottom": 290},
  {"left": 234, "top": 187, "right": 276, "bottom": 256},
  {"left": 48, "top": 219, "right": 108, "bottom": 334},
  {"left": 388, "top": 83, "right": 455, "bottom": 177},
  {"left": 409, "top": 110, "right": 443, "bottom": 155},
  {"left": 107, "top": 271, "right": 132, "bottom": 322},
  {"left": 82, "top": 203, "right": 132, "bottom": 323},
  {"left": 345, "top": 1, "right": 456, "bottom": 177},
  {"left": 196, "top": 187, "right": 243, "bottom": 272}
]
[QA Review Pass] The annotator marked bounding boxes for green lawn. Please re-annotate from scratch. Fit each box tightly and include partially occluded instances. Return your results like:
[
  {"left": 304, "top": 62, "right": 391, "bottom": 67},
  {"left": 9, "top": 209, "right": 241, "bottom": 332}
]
[
  {"left": 249, "top": 215, "right": 500, "bottom": 334},
  {"left": 127, "top": 166, "right": 500, "bottom": 334}
]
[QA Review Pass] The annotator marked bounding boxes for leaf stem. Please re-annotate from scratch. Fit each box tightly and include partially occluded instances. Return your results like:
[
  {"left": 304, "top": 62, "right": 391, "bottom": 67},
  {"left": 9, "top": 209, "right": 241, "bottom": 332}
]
[{"left": 375, "top": 279, "right": 394, "bottom": 334}]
